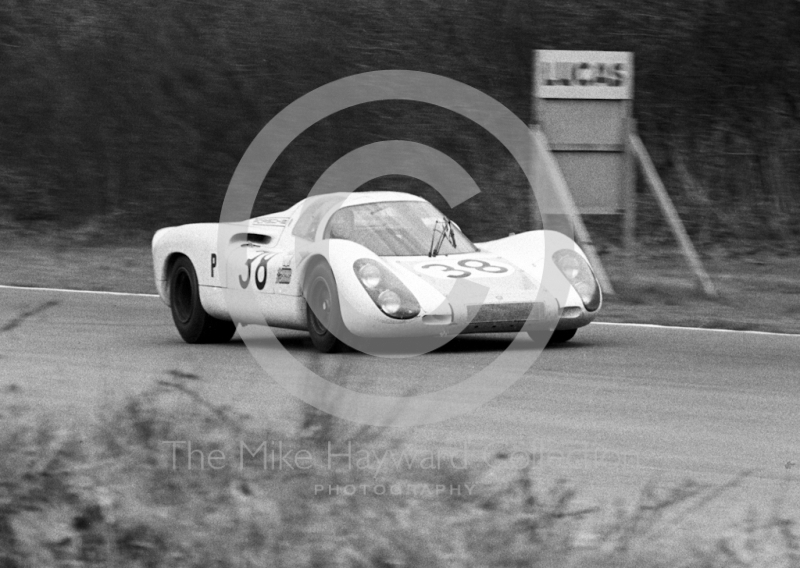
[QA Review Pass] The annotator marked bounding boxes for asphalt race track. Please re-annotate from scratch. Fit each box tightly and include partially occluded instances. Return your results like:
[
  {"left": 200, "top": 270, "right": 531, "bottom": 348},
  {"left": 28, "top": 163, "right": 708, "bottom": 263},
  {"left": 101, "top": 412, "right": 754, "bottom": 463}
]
[{"left": 2, "top": 284, "right": 800, "bottom": 535}]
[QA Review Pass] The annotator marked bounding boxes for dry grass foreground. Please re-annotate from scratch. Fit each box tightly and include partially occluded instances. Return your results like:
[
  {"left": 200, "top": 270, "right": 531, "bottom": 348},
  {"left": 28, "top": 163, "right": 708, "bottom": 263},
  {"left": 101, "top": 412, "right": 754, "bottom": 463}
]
[{"left": 1, "top": 375, "right": 800, "bottom": 568}]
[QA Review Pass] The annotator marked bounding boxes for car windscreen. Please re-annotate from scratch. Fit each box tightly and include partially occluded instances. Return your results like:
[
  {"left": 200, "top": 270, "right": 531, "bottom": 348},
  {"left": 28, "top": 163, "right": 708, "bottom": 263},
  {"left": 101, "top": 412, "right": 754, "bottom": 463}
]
[{"left": 322, "top": 201, "right": 478, "bottom": 257}]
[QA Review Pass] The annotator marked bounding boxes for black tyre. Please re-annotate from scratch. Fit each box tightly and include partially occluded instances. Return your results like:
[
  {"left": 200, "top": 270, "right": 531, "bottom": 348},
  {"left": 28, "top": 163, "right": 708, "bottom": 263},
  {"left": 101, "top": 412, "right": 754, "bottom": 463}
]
[
  {"left": 526, "top": 327, "right": 577, "bottom": 345},
  {"left": 548, "top": 328, "right": 577, "bottom": 344},
  {"left": 169, "top": 256, "right": 235, "bottom": 344},
  {"left": 304, "top": 262, "right": 344, "bottom": 353}
]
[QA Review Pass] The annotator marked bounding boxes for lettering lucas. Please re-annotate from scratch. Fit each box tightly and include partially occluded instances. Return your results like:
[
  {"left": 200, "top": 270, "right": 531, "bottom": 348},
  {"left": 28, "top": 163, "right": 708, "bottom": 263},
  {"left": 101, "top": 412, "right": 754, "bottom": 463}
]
[{"left": 541, "top": 61, "right": 628, "bottom": 87}]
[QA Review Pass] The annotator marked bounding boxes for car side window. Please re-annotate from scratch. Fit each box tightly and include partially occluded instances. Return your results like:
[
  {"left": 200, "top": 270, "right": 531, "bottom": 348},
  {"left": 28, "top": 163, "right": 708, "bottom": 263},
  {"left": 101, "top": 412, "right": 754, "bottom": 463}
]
[
  {"left": 323, "top": 207, "right": 357, "bottom": 241},
  {"left": 291, "top": 200, "right": 332, "bottom": 241}
]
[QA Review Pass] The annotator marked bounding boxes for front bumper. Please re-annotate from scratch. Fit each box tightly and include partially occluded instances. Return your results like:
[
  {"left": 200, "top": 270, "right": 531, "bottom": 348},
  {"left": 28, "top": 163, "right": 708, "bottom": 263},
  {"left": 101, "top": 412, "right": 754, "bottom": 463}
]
[{"left": 342, "top": 292, "right": 599, "bottom": 337}]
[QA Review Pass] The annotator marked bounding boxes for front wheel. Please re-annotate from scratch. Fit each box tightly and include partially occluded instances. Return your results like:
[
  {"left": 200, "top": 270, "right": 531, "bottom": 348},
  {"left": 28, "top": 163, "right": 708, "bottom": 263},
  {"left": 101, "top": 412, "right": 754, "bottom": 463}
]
[
  {"left": 527, "top": 328, "right": 577, "bottom": 345},
  {"left": 304, "top": 262, "right": 344, "bottom": 353},
  {"left": 169, "top": 256, "right": 235, "bottom": 344},
  {"left": 548, "top": 328, "right": 577, "bottom": 344}
]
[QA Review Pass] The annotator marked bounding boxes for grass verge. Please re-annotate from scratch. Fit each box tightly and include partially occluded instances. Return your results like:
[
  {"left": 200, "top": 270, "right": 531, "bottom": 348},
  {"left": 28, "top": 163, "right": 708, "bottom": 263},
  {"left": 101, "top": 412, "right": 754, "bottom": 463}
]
[{"left": 598, "top": 246, "right": 800, "bottom": 335}]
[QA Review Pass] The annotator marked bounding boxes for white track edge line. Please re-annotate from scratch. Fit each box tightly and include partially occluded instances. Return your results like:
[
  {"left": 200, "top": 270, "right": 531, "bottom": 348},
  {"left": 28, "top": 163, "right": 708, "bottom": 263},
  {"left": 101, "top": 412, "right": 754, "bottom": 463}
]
[
  {"left": 2, "top": 283, "right": 798, "bottom": 337},
  {"left": 0, "top": 284, "right": 159, "bottom": 298},
  {"left": 594, "top": 321, "right": 800, "bottom": 337}
]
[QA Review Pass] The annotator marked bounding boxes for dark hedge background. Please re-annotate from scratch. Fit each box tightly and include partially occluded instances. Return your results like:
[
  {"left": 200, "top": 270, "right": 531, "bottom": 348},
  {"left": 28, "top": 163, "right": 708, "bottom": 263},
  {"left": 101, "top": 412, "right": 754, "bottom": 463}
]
[{"left": 1, "top": 0, "right": 799, "bottom": 243}]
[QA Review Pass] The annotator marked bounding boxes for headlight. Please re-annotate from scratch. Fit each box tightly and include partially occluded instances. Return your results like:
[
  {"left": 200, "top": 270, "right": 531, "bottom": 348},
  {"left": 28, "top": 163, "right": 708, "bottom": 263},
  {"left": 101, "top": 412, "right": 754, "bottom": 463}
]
[
  {"left": 378, "top": 290, "right": 402, "bottom": 315},
  {"left": 558, "top": 254, "right": 581, "bottom": 280},
  {"left": 353, "top": 259, "right": 420, "bottom": 319},
  {"left": 357, "top": 263, "right": 382, "bottom": 289},
  {"left": 553, "top": 249, "right": 601, "bottom": 311}
]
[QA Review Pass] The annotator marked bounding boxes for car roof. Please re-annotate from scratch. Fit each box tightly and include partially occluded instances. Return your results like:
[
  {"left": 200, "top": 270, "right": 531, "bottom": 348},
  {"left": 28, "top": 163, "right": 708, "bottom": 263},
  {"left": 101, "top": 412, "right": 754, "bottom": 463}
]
[
  {"left": 252, "top": 191, "right": 427, "bottom": 223},
  {"left": 299, "top": 191, "right": 425, "bottom": 208}
]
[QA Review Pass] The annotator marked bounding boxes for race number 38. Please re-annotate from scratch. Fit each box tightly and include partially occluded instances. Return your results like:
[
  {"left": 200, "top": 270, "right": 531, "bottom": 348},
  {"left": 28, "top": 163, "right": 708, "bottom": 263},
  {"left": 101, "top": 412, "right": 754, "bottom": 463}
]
[{"left": 415, "top": 258, "right": 513, "bottom": 279}]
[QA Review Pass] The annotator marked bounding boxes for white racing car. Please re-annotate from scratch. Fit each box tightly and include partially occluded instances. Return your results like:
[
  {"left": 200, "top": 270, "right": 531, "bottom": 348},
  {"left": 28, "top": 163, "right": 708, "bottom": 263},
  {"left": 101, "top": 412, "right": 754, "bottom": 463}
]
[{"left": 152, "top": 191, "right": 601, "bottom": 352}]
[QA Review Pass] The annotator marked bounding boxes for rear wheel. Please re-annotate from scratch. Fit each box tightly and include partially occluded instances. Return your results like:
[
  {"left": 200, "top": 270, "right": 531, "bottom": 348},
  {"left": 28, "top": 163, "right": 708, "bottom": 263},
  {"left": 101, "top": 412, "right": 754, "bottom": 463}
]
[
  {"left": 304, "top": 262, "right": 344, "bottom": 353},
  {"left": 169, "top": 256, "right": 235, "bottom": 344}
]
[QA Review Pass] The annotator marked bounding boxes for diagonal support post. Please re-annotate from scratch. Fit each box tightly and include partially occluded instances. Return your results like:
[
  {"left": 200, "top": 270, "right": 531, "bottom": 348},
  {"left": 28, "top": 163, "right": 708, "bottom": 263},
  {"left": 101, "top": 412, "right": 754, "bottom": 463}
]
[{"left": 629, "top": 133, "right": 717, "bottom": 298}]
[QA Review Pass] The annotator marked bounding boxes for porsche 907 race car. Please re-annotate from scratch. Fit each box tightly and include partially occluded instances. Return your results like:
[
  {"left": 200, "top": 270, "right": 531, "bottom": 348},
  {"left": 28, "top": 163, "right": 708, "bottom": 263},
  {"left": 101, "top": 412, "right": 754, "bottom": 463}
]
[{"left": 152, "top": 191, "right": 602, "bottom": 352}]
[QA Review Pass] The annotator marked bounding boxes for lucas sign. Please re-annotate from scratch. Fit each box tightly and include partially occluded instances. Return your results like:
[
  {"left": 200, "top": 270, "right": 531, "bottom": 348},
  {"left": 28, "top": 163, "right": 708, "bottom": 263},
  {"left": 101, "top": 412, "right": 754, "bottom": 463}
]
[{"left": 535, "top": 50, "right": 633, "bottom": 100}]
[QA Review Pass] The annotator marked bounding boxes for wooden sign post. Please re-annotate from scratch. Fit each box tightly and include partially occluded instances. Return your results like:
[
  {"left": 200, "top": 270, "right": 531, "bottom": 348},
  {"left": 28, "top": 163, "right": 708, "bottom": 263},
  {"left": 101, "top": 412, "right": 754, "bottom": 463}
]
[{"left": 532, "top": 50, "right": 716, "bottom": 297}]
